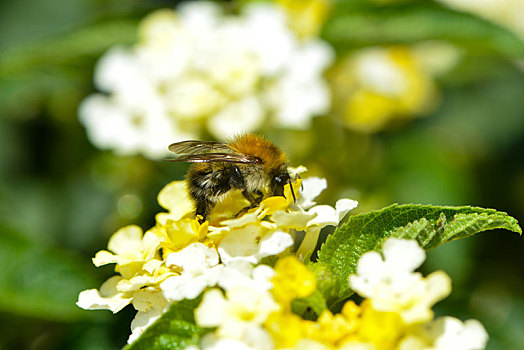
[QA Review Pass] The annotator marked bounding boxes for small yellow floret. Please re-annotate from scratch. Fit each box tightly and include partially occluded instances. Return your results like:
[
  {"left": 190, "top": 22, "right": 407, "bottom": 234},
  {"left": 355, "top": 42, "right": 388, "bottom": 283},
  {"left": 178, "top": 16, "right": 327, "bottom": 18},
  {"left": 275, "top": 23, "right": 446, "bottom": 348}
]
[
  {"left": 265, "top": 311, "right": 306, "bottom": 348},
  {"left": 156, "top": 218, "right": 209, "bottom": 256},
  {"left": 272, "top": 256, "right": 316, "bottom": 306},
  {"left": 305, "top": 309, "right": 359, "bottom": 346},
  {"left": 357, "top": 300, "right": 406, "bottom": 350},
  {"left": 260, "top": 179, "right": 302, "bottom": 216}
]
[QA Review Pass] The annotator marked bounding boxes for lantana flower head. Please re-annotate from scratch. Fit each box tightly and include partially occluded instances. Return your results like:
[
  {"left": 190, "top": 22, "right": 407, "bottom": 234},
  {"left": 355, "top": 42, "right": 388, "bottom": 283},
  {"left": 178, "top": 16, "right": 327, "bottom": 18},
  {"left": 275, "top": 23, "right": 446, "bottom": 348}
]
[
  {"left": 79, "top": 1, "right": 334, "bottom": 159},
  {"left": 195, "top": 263, "right": 279, "bottom": 347},
  {"left": 78, "top": 172, "right": 356, "bottom": 343},
  {"left": 329, "top": 43, "right": 460, "bottom": 133},
  {"left": 77, "top": 171, "right": 488, "bottom": 349},
  {"left": 191, "top": 240, "right": 487, "bottom": 350},
  {"left": 349, "top": 238, "right": 452, "bottom": 324}
]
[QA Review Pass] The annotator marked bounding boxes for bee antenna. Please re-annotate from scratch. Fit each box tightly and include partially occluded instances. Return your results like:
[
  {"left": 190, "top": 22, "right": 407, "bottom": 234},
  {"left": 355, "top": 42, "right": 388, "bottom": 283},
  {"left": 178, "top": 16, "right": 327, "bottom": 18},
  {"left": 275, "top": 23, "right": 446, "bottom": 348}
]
[{"left": 289, "top": 180, "right": 296, "bottom": 202}]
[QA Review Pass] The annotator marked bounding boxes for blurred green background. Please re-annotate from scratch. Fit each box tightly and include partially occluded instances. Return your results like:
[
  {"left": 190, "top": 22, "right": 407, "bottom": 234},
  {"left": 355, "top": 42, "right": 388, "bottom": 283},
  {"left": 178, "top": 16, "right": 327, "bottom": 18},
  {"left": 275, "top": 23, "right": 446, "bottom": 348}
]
[{"left": 1, "top": 0, "right": 523, "bottom": 349}]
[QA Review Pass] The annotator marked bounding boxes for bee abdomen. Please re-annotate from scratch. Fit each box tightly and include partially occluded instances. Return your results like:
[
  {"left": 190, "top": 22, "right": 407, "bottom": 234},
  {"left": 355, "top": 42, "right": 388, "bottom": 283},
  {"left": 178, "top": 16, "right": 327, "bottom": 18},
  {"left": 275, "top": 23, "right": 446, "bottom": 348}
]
[{"left": 187, "top": 165, "right": 241, "bottom": 203}]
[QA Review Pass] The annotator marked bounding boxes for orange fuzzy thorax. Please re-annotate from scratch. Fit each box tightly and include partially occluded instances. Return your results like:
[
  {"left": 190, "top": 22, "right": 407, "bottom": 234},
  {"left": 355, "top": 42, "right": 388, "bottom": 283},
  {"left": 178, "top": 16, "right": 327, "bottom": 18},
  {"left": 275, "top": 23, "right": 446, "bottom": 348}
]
[{"left": 229, "top": 134, "right": 287, "bottom": 171}]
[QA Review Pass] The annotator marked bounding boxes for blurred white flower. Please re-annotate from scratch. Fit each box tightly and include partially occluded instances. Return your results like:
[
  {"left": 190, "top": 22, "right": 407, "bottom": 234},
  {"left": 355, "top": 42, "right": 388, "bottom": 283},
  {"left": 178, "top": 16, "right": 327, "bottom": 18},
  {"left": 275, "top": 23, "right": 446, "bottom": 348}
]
[
  {"left": 329, "top": 43, "right": 460, "bottom": 133},
  {"left": 79, "top": 1, "right": 334, "bottom": 159},
  {"left": 349, "top": 238, "right": 452, "bottom": 324},
  {"left": 399, "top": 316, "right": 489, "bottom": 350}
]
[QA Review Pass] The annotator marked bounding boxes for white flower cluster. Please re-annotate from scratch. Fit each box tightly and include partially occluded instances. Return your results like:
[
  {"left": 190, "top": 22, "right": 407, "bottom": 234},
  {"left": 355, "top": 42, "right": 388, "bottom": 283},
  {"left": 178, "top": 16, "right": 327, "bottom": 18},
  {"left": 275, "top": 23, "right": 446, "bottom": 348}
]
[
  {"left": 350, "top": 238, "right": 452, "bottom": 324},
  {"left": 75, "top": 174, "right": 488, "bottom": 349},
  {"left": 79, "top": 1, "right": 334, "bottom": 159},
  {"left": 186, "top": 238, "right": 489, "bottom": 350},
  {"left": 350, "top": 238, "right": 488, "bottom": 350},
  {"left": 77, "top": 176, "right": 355, "bottom": 343}
]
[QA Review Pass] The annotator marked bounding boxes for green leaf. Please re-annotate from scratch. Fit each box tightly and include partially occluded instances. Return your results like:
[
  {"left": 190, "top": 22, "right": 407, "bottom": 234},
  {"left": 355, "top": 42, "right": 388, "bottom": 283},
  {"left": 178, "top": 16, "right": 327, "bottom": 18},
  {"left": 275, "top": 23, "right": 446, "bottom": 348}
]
[
  {"left": 125, "top": 298, "right": 206, "bottom": 350},
  {"left": 323, "top": 3, "right": 524, "bottom": 58},
  {"left": 0, "top": 223, "right": 98, "bottom": 321},
  {"left": 316, "top": 204, "right": 521, "bottom": 306}
]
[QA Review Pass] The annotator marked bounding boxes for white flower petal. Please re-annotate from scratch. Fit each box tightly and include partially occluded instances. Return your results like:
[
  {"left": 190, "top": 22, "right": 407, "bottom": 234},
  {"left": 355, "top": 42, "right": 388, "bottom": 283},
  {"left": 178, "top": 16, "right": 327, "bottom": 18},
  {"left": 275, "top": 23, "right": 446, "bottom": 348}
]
[
  {"left": 432, "top": 317, "right": 488, "bottom": 350},
  {"left": 142, "top": 259, "right": 162, "bottom": 274},
  {"left": 160, "top": 265, "right": 223, "bottom": 301},
  {"left": 217, "top": 262, "right": 275, "bottom": 294},
  {"left": 251, "top": 265, "right": 276, "bottom": 291},
  {"left": 195, "top": 289, "right": 228, "bottom": 327},
  {"left": 382, "top": 238, "right": 426, "bottom": 272},
  {"left": 165, "top": 243, "right": 219, "bottom": 275},
  {"left": 298, "top": 177, "right": 327, "bottom": 209},
  {"left": 156, "top": 181, "right": 194, "bottom": 224},
  {"left": 217, "top": 261, "right": 256, "bottom": 291},
  {"left": 271, "top": 210, "right": 316, "bottom": 229},
  {"left": 77, "top": 276, "right": 132, "bottom": 313},
  {"left": 218, "top": 225, "right": 264, "bottom": 264},
  {"left": 257, "top": 230, "right": 293, "bottom": 259},
  {"left": 117, "top": 273, "right": 173, "bottom": 293},
  {"left": 132, "top": 289, "right": 168, "bottom": 313},
  {"left": 306, "top": 205, "right": 338, "bottom": 227},
  {"left": 404, "top": 316, "right": 489, "bottom": 350},
  {"left": 304, "top": 197, "right": 357, "bottom": 228},
  {"left": 128, "top": 307, "right": 166, "bottom": 344},
  {"left": 336, "top": 199, "right": 359, "bottom": 222},
  {"left": 107, "top": 225, "right": 144, "bottom": 256}
]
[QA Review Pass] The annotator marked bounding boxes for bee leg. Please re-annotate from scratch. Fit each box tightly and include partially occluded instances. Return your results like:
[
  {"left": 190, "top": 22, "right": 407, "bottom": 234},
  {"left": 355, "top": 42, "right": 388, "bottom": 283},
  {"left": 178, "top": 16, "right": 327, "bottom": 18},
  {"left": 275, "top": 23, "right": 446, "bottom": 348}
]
[
  {"left": 253, "top": 189, "right": 264, "bottom": 204},
  {"left": 241, "top": 190, "right": 259, "bottom": 208},
  {"left": 235, "top": 205, "right": 250, "bottom": 218},
  {"left": 195, "top": 198, "right": 215, "bottom": 223}
]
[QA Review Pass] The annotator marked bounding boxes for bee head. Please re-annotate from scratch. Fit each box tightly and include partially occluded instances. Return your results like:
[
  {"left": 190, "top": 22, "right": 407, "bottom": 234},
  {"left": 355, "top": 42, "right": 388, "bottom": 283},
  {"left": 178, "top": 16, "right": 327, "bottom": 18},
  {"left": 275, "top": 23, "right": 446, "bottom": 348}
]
[{"left": 269, "top": 168, "right": 296, "bottom": 202}]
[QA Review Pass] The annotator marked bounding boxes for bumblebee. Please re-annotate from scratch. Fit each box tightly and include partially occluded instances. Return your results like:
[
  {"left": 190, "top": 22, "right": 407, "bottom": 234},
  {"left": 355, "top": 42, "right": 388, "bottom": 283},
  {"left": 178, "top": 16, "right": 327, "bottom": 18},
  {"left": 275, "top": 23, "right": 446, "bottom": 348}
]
[{"left": 168, "top": 134, "right": 294, "bottom": 222}]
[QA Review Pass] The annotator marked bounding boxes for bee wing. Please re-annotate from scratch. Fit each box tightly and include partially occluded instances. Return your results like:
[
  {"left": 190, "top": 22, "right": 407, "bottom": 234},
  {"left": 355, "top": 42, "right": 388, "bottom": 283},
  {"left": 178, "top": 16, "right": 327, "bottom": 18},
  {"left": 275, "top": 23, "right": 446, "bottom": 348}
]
[
  {"left": 166, "top": 153, "right": 259, "bottom": 164},
  {"left": 168, "top": 141, "right": 232, "bottom": 155}
]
